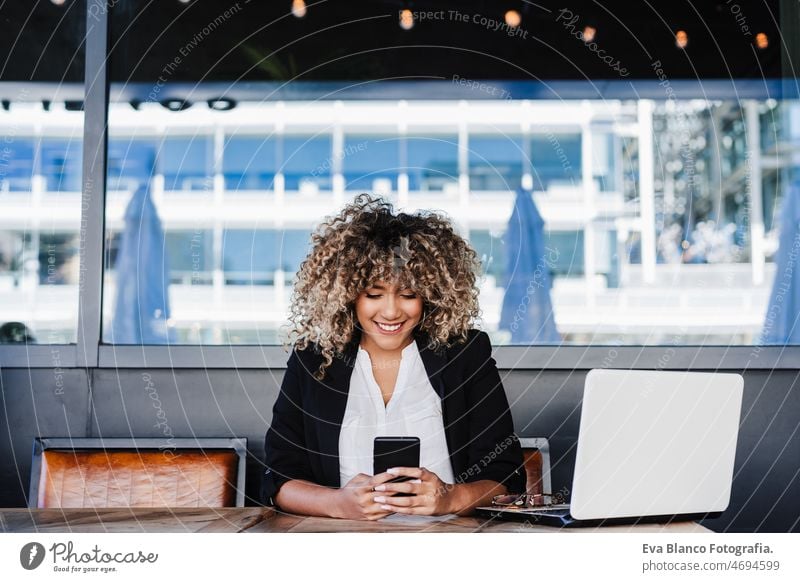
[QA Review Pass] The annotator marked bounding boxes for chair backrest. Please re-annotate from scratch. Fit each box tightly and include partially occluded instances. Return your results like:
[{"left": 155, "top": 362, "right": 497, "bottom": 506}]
[
  {"left": 518, "top": 437, "right": 551, "bottom": 495},
  {"left": 29, "top": 438, "right": 247, "bottom": 509}
]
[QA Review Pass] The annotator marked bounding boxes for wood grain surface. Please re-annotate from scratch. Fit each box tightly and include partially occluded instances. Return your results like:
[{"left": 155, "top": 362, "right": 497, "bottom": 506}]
[{"left": 0, "top": 508, "right": 712, "bottom": 534}]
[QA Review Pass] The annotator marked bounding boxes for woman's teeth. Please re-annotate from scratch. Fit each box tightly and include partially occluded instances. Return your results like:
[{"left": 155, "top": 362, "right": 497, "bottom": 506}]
[{"left": 376, "top": 322, "right": 402, "bottom": 332}]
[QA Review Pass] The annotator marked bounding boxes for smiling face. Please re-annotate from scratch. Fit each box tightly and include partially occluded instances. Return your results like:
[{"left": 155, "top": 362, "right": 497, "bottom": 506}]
[{"left": 355, "top": 280, "right": 424, "bottom": 355}]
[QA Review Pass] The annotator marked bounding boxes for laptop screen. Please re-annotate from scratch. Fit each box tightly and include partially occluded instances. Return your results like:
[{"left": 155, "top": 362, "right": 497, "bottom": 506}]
[{"left": 570, "top": 369, "right": 743, "bottom": 520}]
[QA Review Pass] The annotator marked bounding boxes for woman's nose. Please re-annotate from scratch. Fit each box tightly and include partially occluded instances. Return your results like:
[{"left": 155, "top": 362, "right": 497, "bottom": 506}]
[{"left": 381, "top": 296, "right": 401, "bottom": 320}]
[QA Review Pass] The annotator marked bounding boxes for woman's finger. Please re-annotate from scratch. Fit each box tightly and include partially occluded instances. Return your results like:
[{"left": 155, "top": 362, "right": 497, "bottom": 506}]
[
  {"left": 376, "top": 494, "right": 420, "bottom": 508},
  {"left": 373, "top": 480, "right": 417, "bottom": 494},
  {"left": 370, "top": 471, "right": 405, "bottom": 486},
  {"left": 387, "top": 466, "right": 424, "bottom": 479}
]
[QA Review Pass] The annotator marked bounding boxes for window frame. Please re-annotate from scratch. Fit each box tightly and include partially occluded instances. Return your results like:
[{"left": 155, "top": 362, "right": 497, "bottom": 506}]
[{"left": 0, "top": 0, "right": 797, "bottom": 370}]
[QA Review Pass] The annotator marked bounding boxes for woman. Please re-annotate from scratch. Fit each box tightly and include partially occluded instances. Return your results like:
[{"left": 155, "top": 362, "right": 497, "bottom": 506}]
[{"left": 263, "top": 194, "right": 525, "bottom": 520}]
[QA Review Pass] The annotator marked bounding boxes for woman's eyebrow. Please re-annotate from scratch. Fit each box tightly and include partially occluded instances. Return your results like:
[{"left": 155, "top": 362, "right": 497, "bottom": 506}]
[{"left": 367, "top": 282, "right": 412, "bottom": 292}]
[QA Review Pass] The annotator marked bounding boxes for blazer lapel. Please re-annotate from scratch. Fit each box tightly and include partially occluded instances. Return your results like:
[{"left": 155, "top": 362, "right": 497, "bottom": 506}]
[
  {"left": 314, "top": 339, "right": 359, "bottom": 487},
  {"left": 416, "top": 333, "right": 449, "bottom": 400},
  {"left": 417, "top": 333, "right": 466, "bottom": 475}
]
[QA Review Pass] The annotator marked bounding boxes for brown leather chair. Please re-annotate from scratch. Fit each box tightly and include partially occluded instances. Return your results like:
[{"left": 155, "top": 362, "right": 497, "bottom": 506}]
[{"left": 29, "top": 438, "right": 247, "bottom": 508}]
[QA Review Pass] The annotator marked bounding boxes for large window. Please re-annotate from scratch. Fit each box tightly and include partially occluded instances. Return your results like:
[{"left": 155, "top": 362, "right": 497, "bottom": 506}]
[
  {"left": 89, "top": 98, "right": 799, "bottom": 346},
  {"left": 0, "top": 0, "right": 87, "bottom": 352},
  {"left": 0, "top": 105, "right": 84, "bottom": 344},
  {"left": 3, "top": 0, "right": 797, "bottom": 358},
  {"left": 102, "top": 100, "right": 337, "bottom": 344},
  {"left": 0, "top": 0, "right": 85, "bottom": 346}
]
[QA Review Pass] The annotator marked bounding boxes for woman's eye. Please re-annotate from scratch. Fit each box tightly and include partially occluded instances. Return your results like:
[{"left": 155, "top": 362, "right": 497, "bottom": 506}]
[
  {"left": 401, "top": 294, "right": 417, "bottom": 299},
  {"left": 366, "top": 293, "right": 381, "bottom": 299}
]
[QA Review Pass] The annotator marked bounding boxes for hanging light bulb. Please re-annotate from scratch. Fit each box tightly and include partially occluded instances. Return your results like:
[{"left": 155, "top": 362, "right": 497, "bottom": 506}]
[
  {"left": 399, "top": 9, "right": 414, "bottom": 31},
  {"left": 291, "top": 0, "right": 307, "bottom": 18},
  {"left": 755, "top": 32, "right": 768, "bottom": 50},
  {"left": 582, "top": 26, "right": 597, "bottom": 43},
  {"left": 50, "top": 0, "right": 66, "bottom": 5},
  {"left": 504, "top": 10, "right": 521, "bottom": 28},
  {"left": 675, "top": 30, "right": 688, "bottom": 49}
]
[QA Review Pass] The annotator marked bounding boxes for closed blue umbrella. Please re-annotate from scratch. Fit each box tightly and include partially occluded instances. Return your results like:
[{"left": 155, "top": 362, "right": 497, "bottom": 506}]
[
  {"left": 499, "top": 188, "right": 560, "bottom": 343},
  {"left": 761, "top": 187, "right": 800, "bottom": 344},
  {"left": 109, "top": 179, "right": 175, "bottom": 344}
]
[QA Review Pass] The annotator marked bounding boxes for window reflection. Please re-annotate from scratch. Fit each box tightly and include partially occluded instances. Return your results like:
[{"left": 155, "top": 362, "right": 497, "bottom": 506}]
[
  {"left": 107, "top": 139, "right": 155, "bottom": 192},
  {"left": 223, "top": 137, "right": 277, "bottom": 191},
  {"left": 469, "top": 135, "right": 524, "bottom": 191},
  {"left": 406, "top": 135, "right": 459, "bottom": 192},
  {"left": 343, "top": 135, "right": 399, "bottom": 193},
  {"left": 530, "top": 133, "right": 581, "bottom": 192},
  {"left": 41, "top": 140, "right": 82, "bottom": 192},
  {"left": 283, "top": 135, "right": 332, "bottom": 192},
  {"left": 223, "top": 230, "right": 311, "bottom": 286},
  {"left": 162, "top": 137, "right": 213, "bottom": 192},
  {"left": 93, "top": 98, "right": 795, "bottom": 345},
  {"left": 0, "top": 102, "right": 83, "bottom": 344}
]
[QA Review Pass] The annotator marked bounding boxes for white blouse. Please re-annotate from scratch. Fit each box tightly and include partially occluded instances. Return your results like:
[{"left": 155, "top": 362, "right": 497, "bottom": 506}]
[{"left": 338, "top": 340, "right": 456, "bottom": 488}]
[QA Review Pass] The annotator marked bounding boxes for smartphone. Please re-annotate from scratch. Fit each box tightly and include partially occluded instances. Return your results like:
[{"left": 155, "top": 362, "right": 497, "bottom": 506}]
[{"left": 373, "top": 436, "right": 420, "bottom": 497}]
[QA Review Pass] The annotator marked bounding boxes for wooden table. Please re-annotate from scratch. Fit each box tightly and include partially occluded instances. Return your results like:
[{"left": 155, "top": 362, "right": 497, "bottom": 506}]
[{"left": 0, "top": 508, "right": 711, "bottom": 533}]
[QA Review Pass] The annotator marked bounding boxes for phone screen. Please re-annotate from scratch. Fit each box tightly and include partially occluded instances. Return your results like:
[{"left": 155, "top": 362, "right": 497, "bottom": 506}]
[{"left": 373, "top": 436, "right": 420, "bottom": 488}]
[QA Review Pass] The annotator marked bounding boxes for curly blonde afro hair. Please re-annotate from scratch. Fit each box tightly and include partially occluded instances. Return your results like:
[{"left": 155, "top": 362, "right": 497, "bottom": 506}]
[{"left": 286, "top": 193, "right": 482, "bottom": 380}]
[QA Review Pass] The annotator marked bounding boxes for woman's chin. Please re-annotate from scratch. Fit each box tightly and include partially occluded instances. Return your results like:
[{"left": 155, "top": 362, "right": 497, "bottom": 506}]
[{"left": 364, "top": 331, "right": 414, "bottom": 351}]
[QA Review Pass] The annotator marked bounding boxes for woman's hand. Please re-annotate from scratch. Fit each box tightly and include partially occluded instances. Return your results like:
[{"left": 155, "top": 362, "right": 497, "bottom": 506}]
[
  {"left": 371, "top": 467, "right": 455, "bottom": 516},
  {"left": 333, "top": 472, "right": 400, "bottom": 520}
]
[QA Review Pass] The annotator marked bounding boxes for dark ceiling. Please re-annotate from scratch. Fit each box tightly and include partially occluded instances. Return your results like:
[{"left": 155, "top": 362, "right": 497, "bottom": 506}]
[{"left": 0, "top": 0, "right": 786, "bottom": 83}]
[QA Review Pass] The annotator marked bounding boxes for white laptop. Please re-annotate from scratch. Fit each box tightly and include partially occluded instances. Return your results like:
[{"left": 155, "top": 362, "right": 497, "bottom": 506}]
[{"left": 477, "top": 369, "right": 744, "bottom": 527}]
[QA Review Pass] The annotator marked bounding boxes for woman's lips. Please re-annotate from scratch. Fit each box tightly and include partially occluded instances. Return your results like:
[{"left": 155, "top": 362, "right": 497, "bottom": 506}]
[{"left": 374, "top": 320, "right": 405, "bottom": 335}]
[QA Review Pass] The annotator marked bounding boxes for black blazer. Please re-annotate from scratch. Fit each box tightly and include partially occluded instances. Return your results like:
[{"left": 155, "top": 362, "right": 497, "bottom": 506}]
[{"left": 262, "top": 329, "right": 526, "bottom": 506}]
